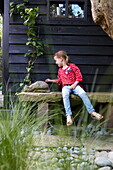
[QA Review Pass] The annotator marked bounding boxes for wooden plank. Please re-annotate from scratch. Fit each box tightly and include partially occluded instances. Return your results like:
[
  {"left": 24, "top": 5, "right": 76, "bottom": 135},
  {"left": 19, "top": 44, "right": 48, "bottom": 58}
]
[
  {"left": 9, "top": 34, "right": 113, "bottom": 46},
  {"left": 9, "top": 63, "right": 113, "bottom": 75},
  {"left": 9, "top": 25, "right": 27, "bottom": 34},
  {"left": 2, "top": 0, "right": 9, "bottom": 94},
  {"left": 9, "top": 73, "right": 113, "bottom": 85},
  {"left": 10, "top": 0, "right": 47, "bottom": 5},
  {"left": 9, "top": 15, "right": 96, "bottom": 26},
  {"left": 9, "top": 25, "right": 106, "bottom": 36},
  {"left": 9, "top": 45, "right": 113, "bottom": 55},
  {"left": 9, "top": 54, "right": 113, "bottom": 66}
]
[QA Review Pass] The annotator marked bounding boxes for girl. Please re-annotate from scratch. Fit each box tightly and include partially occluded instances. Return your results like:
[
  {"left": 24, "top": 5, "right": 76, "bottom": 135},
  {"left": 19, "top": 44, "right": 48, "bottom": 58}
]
[{"left": 45, "top": 50, "right": 103, "bottom": 126}]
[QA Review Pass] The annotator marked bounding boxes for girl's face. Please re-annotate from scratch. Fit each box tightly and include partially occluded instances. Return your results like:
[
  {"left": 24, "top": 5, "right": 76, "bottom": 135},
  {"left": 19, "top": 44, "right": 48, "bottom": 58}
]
[{"left": 54, "top": 56, "right": 63, "bottom": 67}]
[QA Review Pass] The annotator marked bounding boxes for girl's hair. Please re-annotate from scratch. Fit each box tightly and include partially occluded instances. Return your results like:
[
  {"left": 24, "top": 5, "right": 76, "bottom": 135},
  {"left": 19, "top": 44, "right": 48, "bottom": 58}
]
[{"left": 54, "top": 50, "right": 71, "bottom": 66}]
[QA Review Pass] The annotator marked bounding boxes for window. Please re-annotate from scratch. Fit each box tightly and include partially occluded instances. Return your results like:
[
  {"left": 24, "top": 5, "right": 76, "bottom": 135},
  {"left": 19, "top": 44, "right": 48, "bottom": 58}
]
[
  {"left": 47, "top": 0, "right": 87, "bottom": 19},
  {"left": 50, "top": 2, "right": 66, "bottom": 17}
]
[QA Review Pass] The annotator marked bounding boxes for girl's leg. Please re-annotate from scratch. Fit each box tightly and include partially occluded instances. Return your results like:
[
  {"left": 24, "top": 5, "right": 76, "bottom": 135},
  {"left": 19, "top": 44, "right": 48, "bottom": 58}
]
[
  {"left": 62, "top": 86, "right": 73, "bottom": 126},
  {"left": 62, "top": 86, "right": 72, "bottom": 115},
  {"left": 73, "top": 85, "right": 95, "bottom": 114}
]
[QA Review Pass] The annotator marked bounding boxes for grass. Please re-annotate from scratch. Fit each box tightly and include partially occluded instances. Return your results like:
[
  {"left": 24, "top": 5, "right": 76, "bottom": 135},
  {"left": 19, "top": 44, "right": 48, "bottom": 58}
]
[
  {"left": 0, "top": 99, "right": 51, "bottom": 170},
  {"left": 0, "top": 94, "right": 111, "bottom": 170}
]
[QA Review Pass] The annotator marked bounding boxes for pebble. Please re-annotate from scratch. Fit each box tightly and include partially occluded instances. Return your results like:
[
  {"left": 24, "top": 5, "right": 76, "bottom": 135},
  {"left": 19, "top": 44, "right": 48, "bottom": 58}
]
[
  {"left": 95, "top": 151, "right": 108, "bottom": 158},
  {"left": 98, "top": 166, "right": 111, "bottom": 170},
  {"left": 108, "top": 151, "right": 113, "bottom": 164},
  {"left": 32, "top": 138, "right": 113, "bottom": 169},
  {"left": 95, "top": 157, "right": 112, "bottom": 167}
]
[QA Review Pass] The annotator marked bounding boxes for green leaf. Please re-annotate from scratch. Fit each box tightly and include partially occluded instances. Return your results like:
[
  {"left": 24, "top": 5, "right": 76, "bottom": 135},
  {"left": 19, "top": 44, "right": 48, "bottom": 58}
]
[
  {"left": 44, "top": 43, "right": 49, "bottom": 48},
  {"left": 24, "top": 53, "right": 30, "bottom": 57},
  {"left": 32, "top": 41, "right": 36, "bottom": 46},
  {"left": 10, "top": 2, "right": 15, "bottom": 7},
  {"left": 20, "top": 82, "right": 24, "bottom": 87},
  {"left": 26, "top": 67, "right": 32, "bottom": 72},
  {"left": 37, "top": 41, "right": 43, "bottom": 46},
  {"left": 23, "top": 0, "right": 29, "bottom": 3},
  {"left": 37, "top": 52, "right": 43, "bottom": 56},
  {"left": 26, "top": 42, "right": 31, "bottom": 46}
]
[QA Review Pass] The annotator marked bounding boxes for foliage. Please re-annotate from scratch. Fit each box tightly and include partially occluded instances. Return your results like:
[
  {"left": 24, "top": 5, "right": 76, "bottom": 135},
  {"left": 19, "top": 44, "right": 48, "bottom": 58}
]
[
  {"left": 10, "top": 1, "right": 49, "bottom": 86},
  {"left": 0, "top": 99, "right": 50, "bottom": 169},
  {"left": 0, "top": 94, "right": 106, "bottom": 169}
]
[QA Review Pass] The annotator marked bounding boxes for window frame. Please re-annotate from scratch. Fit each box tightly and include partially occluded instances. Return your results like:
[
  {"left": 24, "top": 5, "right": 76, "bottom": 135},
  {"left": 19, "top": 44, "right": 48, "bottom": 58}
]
[{"left": 47, "top": 0, "right": 87, "bottom": 21}]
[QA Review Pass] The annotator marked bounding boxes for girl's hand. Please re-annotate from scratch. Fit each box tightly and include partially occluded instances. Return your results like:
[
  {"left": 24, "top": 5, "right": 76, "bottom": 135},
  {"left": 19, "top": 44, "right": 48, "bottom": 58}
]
[
  {"left": 70, "top": 84, "right": 76, "bottom": 90},
  {"left": 45, "top": 79, "right": 51, "bottom": 82},
  {"left": 70, "top": 81, "right": 79, "bottom": 90}
]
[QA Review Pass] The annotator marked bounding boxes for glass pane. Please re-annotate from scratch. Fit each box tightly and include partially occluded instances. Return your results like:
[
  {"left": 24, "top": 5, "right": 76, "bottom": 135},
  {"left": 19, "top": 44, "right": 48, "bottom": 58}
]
[
  {"left": 50, "top": 2, "right": 66, "bottom": 17},
  {"left": 68, "top": 3, "right": 84, "bottom": 18}
]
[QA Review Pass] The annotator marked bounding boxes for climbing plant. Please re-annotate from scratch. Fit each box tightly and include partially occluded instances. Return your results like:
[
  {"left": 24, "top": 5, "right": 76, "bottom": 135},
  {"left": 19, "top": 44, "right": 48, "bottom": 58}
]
[{"left": 10, "top": 0, "right": 49, "bottom": 86}]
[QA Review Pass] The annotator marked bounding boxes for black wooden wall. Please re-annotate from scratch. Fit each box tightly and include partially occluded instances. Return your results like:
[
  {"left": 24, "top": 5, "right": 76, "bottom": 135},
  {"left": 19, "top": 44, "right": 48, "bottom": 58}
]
[{"left": 3, "top": 0, "right": 113, "bottom": 93}]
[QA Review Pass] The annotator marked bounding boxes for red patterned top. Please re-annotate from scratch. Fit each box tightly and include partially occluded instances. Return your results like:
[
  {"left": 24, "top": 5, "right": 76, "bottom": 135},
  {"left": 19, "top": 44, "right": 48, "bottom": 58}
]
[{"left": 55, "top": 63, "right": 83, "bottom": 87}]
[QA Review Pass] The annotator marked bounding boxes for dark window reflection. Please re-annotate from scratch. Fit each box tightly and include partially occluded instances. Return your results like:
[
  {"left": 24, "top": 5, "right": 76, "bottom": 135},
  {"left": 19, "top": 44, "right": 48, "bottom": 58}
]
[{"left": 50, "top": 3, "right": 66, "bottom": 17}]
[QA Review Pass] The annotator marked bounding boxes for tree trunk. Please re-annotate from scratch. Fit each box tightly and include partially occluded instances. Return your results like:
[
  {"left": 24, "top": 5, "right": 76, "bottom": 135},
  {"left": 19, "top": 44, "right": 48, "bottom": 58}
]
[{"left": 90, "top": 0, "right": 113, "bottom": 39}]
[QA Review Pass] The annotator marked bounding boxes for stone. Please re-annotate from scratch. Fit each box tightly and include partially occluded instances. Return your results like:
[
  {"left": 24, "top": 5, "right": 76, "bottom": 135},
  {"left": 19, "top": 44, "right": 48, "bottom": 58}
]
[
  {"left": 98, "top": 166, "right": 111, "bottom": 170},
  {"left": 108, "top": 151, "right": 113, "bottom": 164},
  {"left": 95, "top": 157, "right": 112, "bottom": 167},
  {"left": 90, "top": 0, "right": 113, "bottom": 39},
  {"left": 95, "top": 151, "right": 108, "bottom": 158},
  {"left": 89, "top": 165, "right": 98, "bottom": 170},
  {"left": 23, "top": 81, "right": 50, "bottom": 92}
]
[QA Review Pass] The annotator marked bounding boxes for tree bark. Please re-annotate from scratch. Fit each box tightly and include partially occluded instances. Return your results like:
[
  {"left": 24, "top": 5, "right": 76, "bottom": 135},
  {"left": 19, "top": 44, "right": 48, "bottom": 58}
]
[{"left": 90, "top": 0, "right": 113, "bottom": 39}]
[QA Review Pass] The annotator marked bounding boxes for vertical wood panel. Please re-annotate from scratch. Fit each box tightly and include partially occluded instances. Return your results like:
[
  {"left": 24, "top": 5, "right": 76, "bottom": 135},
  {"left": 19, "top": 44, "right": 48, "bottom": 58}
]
[{"left": 2, "top": 0, "right": 9, "bottom": 94}]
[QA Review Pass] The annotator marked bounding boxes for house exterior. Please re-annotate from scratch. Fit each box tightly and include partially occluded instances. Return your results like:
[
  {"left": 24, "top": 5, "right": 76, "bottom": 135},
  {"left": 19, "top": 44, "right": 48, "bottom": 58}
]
[{"left": 1, "top": 0, "right": 113, "bottom": 94}]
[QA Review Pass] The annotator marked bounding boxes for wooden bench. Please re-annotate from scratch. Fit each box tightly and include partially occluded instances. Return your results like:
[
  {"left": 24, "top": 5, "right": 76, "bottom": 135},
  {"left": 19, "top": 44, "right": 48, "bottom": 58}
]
[{"left": 17, "top": 92, "right": 113, "bottom": 130}]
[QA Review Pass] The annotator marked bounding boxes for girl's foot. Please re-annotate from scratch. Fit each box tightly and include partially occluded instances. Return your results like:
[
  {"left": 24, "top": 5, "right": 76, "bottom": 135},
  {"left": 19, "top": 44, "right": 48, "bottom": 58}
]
[
  {"left": 66, "top": 115, "right": 73, "bottom": 126},
  {"left": 91, "top": 112, "right": 103, "bottom": 120}
]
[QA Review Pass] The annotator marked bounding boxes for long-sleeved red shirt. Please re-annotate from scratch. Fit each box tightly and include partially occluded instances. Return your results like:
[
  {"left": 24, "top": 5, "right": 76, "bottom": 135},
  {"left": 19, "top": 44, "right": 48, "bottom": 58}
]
[{"left": 55, "top": 63, "right": 83, "bottom": 87}]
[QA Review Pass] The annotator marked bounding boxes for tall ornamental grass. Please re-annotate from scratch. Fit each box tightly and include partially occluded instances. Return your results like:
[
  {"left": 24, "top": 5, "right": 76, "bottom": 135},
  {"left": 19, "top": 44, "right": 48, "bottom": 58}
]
[{"left": 0, "top": 100, "right": 49, "bottom": 170}]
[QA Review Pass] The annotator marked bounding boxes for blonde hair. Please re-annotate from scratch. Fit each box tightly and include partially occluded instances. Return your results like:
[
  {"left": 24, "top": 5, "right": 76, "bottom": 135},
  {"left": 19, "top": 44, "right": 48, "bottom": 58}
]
[{"left": 54, "top": 50, "right": 71, "bottom": 66}]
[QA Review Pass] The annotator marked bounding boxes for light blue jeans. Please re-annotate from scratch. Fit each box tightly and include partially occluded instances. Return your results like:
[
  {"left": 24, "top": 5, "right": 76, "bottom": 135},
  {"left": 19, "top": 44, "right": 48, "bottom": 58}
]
[{"left": 62, "top": 85, "right": 95, "bottom": 116}]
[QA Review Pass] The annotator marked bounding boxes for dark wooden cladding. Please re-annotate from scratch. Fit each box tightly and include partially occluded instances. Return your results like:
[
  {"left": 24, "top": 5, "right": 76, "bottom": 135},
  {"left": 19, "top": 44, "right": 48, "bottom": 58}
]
[
  {"left": 9, "top": 45, "right": 113, "bottom": 55},
  {"left": 9, "top": 63, "right": 113, "bottom": 75},
  {"left": 9, "top": 54, "right": 113, "bottom": 66},
  {"left": 9, "top": 73, "right": 113, "bottom": 85},
  {"left": 9, "top": 25, "right": 106, "bottom": 36},
  {"left": 2, "top": 0, "right": 113, "bottom": 93},
  {"left": 11, "top": 0, "right": 47, "bottom": 5},
  {"left": 9, "top": 34, "right": 113, "bottom": 46},
  {"left": 10, "top": 15, "right": 96, "bottom": 25}
]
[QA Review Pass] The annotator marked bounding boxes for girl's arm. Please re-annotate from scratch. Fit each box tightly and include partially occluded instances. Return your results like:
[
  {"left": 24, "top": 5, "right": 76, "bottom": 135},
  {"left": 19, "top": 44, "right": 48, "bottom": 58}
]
[
  {"left": 45, "top": 79, "right": 56, "bottom": 83},
  {"left": 45, "top": 69, "right": 62, "bottom": 85}
]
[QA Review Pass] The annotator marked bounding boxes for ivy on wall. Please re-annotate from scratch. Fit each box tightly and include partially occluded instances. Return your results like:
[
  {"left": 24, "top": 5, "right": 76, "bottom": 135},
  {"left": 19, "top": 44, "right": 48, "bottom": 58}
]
[{"left": 10, "top": 0, "right": 49, "bottom": 86}]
